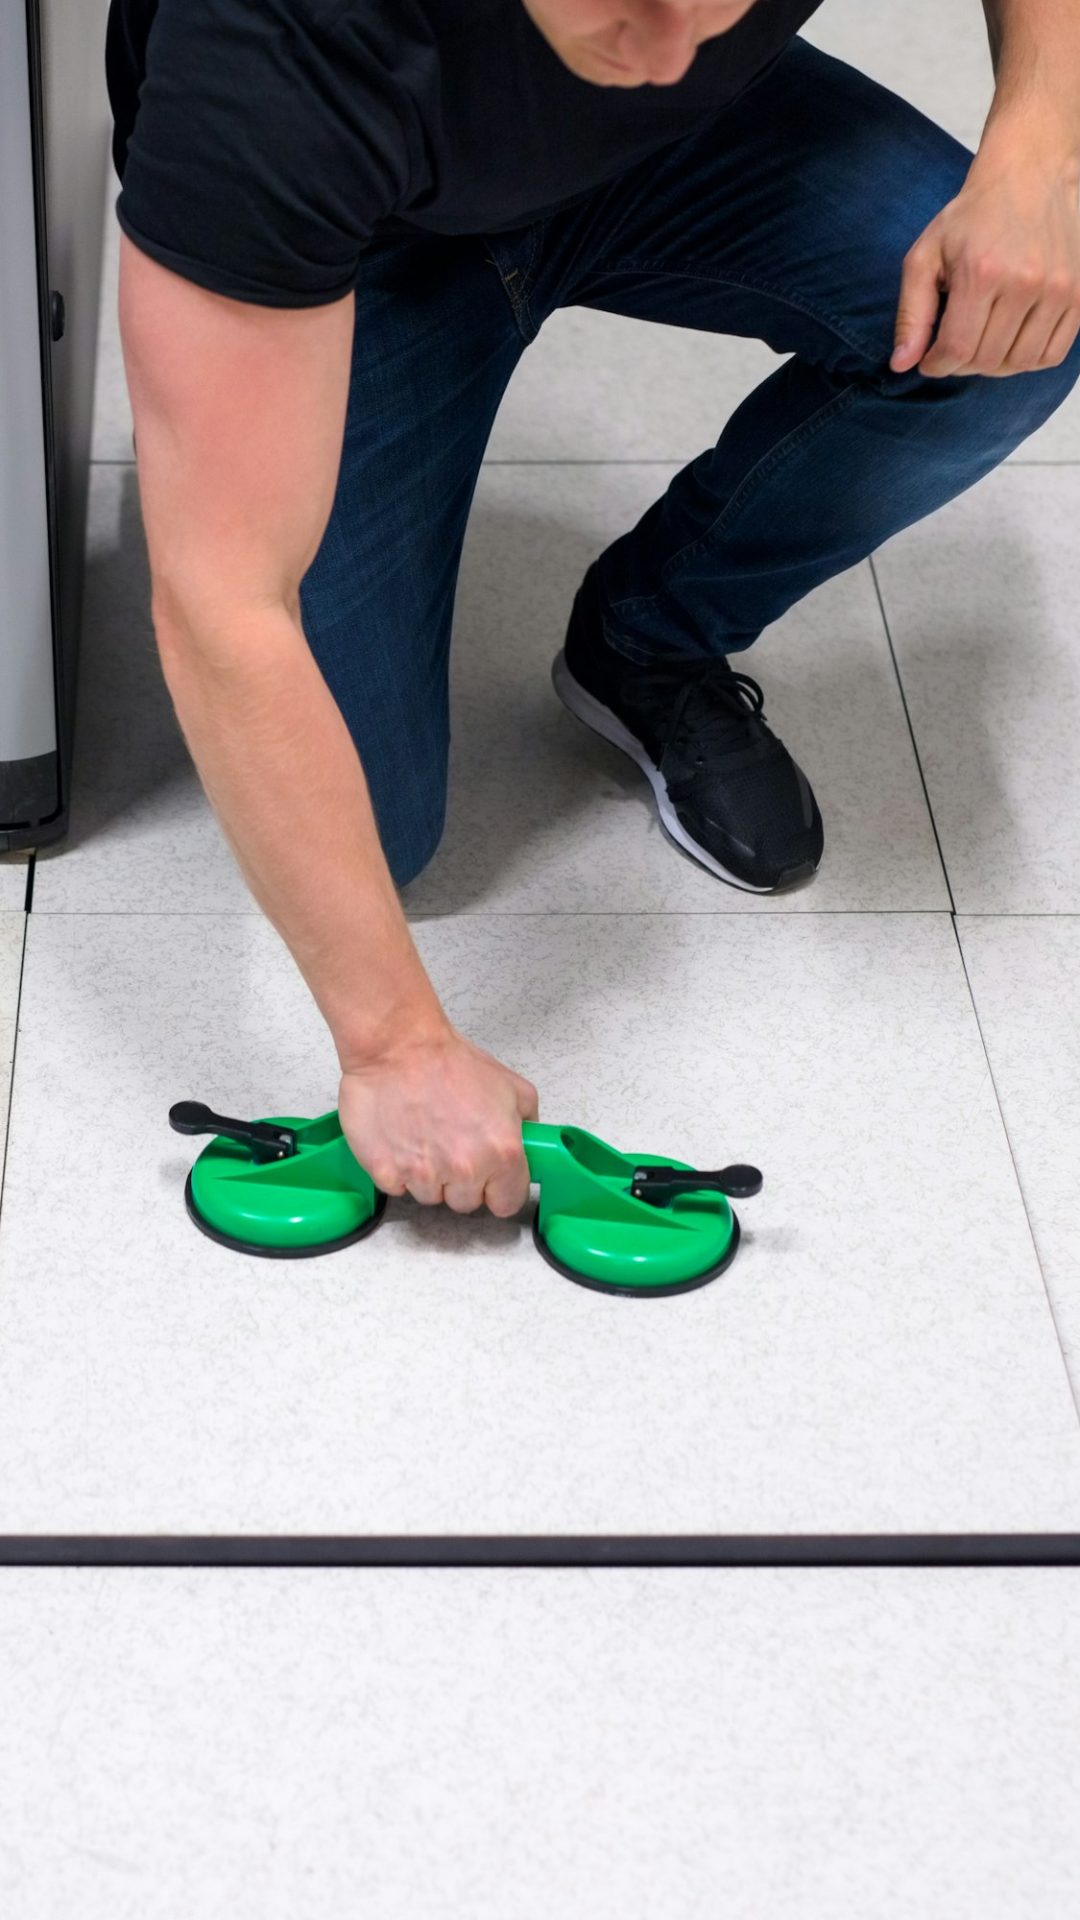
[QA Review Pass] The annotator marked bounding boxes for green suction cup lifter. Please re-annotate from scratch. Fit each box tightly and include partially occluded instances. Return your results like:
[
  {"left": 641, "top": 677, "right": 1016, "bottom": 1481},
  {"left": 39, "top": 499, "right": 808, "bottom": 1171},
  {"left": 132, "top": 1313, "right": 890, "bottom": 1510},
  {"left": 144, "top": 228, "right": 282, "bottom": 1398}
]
[
  {"left": 523, "top": 1121, "right": 762, "bottom": 1297},
  {"left": 168, "top": 1100, "right": 386, "bottom": 1258}
]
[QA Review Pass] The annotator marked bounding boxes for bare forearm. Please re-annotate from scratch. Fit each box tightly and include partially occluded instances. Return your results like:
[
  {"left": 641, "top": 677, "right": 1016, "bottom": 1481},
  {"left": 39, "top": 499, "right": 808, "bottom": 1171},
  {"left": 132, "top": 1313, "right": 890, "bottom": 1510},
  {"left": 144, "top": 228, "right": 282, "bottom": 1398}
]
[
  {"left": 979, "top": 0, "right": 1080, "bottom": 173},
  {"left": 156, "top": 598, "right": 448, "bottom": 1069}
]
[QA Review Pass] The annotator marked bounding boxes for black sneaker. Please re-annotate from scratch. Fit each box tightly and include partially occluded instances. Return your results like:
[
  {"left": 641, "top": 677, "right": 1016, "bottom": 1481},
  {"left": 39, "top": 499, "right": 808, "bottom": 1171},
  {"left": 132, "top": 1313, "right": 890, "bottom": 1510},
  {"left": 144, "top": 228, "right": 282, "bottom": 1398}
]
[{"left": 552, "top": 564, "right": 823, "bottom": 892}]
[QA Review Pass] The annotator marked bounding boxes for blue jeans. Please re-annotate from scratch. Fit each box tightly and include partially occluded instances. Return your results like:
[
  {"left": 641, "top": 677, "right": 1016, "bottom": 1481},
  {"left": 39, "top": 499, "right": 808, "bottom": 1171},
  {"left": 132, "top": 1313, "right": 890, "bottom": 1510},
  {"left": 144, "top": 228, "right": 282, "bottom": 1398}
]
[{"left": 299, "top": 36, "right": 1080, "bottom": 888}]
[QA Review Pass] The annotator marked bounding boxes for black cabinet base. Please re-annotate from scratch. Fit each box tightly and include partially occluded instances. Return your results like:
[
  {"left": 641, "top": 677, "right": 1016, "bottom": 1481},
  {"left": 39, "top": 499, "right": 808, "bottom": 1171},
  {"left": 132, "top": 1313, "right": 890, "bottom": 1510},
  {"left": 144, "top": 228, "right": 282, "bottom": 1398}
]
[{"left": 0, "top": 750, "right": 64, "bottom": 851}]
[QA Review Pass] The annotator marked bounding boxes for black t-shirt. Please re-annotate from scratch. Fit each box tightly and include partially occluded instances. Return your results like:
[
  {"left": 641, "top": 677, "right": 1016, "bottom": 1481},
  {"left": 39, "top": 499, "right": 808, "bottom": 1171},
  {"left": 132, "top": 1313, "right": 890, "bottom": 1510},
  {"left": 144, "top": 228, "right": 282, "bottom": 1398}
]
[{"left": 106, "top": 0, "right": 824, "bottom": 309}]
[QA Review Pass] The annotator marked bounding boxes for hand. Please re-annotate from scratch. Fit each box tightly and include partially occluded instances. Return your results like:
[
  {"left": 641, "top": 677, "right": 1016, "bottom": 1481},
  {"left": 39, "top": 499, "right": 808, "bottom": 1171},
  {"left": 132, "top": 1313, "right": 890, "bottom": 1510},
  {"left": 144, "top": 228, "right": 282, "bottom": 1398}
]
[
  {"left": 891, "top": 150, "right": 1080, "bottom": 379},
  {"left": 337, "top": 1025, "right": 539, "bottom": 1217}
]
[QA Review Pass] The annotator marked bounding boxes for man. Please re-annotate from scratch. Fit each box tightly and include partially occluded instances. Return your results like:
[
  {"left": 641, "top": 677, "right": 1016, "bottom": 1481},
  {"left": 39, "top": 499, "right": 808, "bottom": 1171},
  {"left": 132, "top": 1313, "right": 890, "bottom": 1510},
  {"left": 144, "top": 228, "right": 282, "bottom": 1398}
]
[{"left": 108, "top": 0, "right": 1080, "bottom": 1220}]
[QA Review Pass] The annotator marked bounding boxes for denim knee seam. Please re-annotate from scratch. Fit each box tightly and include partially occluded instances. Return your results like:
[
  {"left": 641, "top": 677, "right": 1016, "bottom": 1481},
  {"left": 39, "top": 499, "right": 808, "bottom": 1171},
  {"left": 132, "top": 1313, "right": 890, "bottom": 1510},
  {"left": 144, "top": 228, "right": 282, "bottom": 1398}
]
[
  {"left": 608, "top": 378, "right": 860, "bottom": 615},
  {"left": 589, "top": 255, "right": 887, "bottom": 369}
]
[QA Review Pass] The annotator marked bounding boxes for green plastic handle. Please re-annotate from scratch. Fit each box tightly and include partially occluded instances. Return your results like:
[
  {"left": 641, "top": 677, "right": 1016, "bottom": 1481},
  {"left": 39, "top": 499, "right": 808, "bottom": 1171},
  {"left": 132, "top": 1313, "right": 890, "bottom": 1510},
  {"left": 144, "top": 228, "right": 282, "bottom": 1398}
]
[
  {"left": 522, "top": 1120, "right": 670, "bottom": 1228},
  {"left": 521, "top": 1120, "right": 745, "bottom": 1292},
  {"left": 174, "top": 1102, "right": 754, "bottom": 1285}
]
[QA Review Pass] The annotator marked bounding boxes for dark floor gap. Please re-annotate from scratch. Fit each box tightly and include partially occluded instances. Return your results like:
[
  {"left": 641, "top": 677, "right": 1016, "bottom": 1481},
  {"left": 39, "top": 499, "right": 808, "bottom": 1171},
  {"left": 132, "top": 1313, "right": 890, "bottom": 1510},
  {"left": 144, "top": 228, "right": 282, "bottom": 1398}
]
[{"left": 2, "top": 1534, "right": 1079, "bottom": 1568}]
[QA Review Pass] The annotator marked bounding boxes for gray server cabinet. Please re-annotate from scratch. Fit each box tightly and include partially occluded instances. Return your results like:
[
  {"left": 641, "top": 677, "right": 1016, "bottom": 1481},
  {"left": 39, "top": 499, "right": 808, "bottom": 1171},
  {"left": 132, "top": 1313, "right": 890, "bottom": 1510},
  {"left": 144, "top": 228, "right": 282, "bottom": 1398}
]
[{"left": 1, "top": 0, "right": 109, "bottom": 850}]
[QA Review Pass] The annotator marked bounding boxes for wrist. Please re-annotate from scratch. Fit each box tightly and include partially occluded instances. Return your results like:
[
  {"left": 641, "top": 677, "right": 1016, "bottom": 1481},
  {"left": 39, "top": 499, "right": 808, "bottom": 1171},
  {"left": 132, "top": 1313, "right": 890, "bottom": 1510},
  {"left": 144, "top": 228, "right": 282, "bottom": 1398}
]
[
  {"left": 335, "top": 984, "right": 453, "bottom": 1074},
  {"left": 976, "top": 101, "right": 1080, "bottom": 188}
]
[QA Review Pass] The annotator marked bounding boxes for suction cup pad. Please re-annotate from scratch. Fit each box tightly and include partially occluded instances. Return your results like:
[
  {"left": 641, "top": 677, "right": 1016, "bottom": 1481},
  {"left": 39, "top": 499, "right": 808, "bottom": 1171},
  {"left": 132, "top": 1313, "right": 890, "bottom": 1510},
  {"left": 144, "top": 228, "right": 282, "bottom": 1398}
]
[
  {"left": 531, "top": 1204, "right": 740, "bottom": 1297},
  {"left": 184, "top": 1171, "right": 387, "bottom": 1259},
  {"left": 521, "top": 1120, "right": 747, "bottom": 1295},
  {"left": 185, "top": 1111, "right": 385, "bottom": 1257}
]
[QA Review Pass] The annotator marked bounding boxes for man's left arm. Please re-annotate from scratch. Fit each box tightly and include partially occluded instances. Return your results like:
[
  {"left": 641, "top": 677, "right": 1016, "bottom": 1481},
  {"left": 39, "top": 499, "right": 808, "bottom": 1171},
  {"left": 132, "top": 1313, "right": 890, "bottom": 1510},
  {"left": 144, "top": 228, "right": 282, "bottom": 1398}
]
[{"left": 891, "top": 0, "right": 1080, "bottom": 378}]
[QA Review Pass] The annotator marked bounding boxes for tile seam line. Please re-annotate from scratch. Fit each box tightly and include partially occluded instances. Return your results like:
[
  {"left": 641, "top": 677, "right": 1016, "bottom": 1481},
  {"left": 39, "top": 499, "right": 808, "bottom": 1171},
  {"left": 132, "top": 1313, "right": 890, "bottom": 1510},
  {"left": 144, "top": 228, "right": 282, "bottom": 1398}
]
[
  {"left": 0, "top": 913, "right": 30, "bottom": 1231},
  {"left": 869, "top": 555, "right": 1080, "bottom": 1432},
  {"left": 22, "top": 907, "right": 966, "bottom": 919},
  {"left": 868, "top": 556, "right": 957, "bottom": 917},
  {"left": 950, "top": 912, "right": 1080, "bottom": 1434}
]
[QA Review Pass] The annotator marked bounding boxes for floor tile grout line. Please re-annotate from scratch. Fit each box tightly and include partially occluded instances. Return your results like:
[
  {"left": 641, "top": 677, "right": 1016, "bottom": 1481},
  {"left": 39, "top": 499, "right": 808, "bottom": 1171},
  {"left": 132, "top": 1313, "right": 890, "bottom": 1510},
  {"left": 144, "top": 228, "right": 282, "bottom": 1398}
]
[
  {"left": 949, "top": 914, "right": 1080, "bottom": 1436},
  {"left": 16, "top": 905, "right": 1080, "bottom": 919},
  {"left": 938, "top": 911, "right": 1080, "bottom": 919},
  {"left": 15, "top": 905, "right": 972, "bottom": 918},
  {"left": 864, "top": 561, "right": 1080, "bottom": 1424},
  {"left": 867, "top": 558, "right": 957, "bottom": 916},
  {"left": 0, "top": 913, "right": 30, "bottom": 1235}
]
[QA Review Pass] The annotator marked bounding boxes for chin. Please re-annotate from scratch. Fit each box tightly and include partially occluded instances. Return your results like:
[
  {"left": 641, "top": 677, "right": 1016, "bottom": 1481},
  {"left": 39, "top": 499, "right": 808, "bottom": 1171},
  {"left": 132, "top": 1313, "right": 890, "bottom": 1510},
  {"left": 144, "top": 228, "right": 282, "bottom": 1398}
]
[{"left": 574, "top": 49, "right": 645, "bottom": 86}]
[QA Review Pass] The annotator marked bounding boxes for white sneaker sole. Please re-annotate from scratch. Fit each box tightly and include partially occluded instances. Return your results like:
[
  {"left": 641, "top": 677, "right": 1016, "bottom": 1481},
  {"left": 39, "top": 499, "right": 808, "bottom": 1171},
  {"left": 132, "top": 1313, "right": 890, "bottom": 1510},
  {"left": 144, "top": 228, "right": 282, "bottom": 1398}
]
[{"left": 551, "top": 647, "right": 778, "bottom": 894}]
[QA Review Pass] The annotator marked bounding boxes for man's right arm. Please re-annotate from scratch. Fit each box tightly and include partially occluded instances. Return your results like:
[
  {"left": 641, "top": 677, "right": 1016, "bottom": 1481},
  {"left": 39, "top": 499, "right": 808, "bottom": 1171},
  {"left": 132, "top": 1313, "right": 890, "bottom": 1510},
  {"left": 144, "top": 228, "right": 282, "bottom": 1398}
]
[{"left": 119, "top": 235, "right": 536, "bottom": 1214}]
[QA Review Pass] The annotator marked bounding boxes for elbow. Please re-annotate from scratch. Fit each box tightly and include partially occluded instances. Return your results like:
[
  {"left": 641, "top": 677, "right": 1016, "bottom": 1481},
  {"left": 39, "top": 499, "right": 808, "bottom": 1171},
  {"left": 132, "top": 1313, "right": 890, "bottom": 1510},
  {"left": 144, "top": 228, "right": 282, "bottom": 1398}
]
[{"left": 150, "top": 573, "right": 299, "bottom": 675}]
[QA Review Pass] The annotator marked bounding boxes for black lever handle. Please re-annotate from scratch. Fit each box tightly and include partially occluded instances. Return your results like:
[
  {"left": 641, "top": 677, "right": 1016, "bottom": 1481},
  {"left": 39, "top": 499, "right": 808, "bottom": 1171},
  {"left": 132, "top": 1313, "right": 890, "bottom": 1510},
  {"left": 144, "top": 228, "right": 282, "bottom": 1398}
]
[
  {"left": 629, "top": 1162, "right": 763, "bottom": 1207},
  {"left": 168, "top": 1100, "right": 298, "bottom": 1164}
]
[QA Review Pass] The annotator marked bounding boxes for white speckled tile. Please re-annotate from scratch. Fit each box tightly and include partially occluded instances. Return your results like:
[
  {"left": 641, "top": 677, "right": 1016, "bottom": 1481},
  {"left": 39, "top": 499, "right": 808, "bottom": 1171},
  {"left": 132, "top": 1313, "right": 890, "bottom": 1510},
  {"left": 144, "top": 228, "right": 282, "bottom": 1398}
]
[
  {"left": 958, "top": 916, "right": 1080, "bottom": 1376},
  {"left": 0, "top": 856, "right": 28, "bottom": 911},
  {"left": 0, "top": 908, "right": 1076, "bottom": 1537},
  {"left": 874, "top": 467, "right": 1080, "bottom": 913},
  {"left": 488, "top": 311, "right": 786, "bottom": 465},
  {"left": 1010, "top": 380, "right": 1080, "bottom": 463},
  {"left": 36, "top": 462, "right": 948, "bottom": 916},
  {"left": 404, "top": 466, "right": 948, "bottom": 914},
  {"left": 801, "top": 0, "right": 993, "bottom": 154},
  {"left": 2, "top": 1568, "right": 1080, "bottom": 1920},
  {"left": 0, "top": 915, "right": 23, "bottom": 1182},
  {"left": 1000, "top": 413, "right": 1080, "bottom": 467}
]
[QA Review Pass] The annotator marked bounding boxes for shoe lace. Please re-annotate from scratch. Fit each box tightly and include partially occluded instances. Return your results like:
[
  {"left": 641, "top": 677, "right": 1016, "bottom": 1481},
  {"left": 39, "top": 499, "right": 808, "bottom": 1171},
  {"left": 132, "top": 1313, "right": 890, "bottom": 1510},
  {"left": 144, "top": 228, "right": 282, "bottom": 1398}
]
[{"left": 631, "top": 654, "right": 767, "bottom": 757}]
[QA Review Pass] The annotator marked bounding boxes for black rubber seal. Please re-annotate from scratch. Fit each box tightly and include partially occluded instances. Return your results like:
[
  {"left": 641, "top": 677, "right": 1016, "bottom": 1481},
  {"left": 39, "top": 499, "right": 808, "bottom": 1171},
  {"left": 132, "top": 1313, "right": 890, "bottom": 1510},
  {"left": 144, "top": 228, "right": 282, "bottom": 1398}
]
[
  {"left": 531, "top": 1203, "right": 741, "bottom": 1296},
  {"left": 182, "top": 1170, "right": 388, "bottom": 1259}
]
